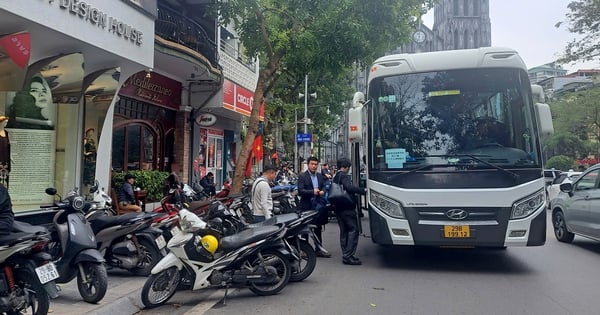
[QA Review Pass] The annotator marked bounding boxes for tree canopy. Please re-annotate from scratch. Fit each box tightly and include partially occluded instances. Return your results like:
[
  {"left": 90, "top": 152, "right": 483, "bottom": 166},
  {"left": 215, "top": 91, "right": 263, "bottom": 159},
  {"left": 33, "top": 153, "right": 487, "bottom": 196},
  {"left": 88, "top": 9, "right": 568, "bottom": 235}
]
[
  {"left": 557, "top": 0, "right": 600, "bottom": 63},
  {"left": 215, "top": 0, "right": 434, "bottom": 192}
]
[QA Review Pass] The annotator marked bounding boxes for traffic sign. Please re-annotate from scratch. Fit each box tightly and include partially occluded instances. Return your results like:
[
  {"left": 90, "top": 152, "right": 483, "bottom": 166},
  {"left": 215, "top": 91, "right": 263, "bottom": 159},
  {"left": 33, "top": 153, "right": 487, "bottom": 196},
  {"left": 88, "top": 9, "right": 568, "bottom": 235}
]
[{"left": 296, "top": 133, "right": 311, "bottom": 143}]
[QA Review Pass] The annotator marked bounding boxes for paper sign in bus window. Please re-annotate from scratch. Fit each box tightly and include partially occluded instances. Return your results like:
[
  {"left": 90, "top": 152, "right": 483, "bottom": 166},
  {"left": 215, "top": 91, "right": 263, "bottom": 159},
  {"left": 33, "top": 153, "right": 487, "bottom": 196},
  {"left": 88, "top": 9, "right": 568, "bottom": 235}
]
[
  {"left": 385, "top": 148, "right": 407, "bottom": 168},
  {"left": 428, "top": 90, "right": 461, "bottom": 97}
]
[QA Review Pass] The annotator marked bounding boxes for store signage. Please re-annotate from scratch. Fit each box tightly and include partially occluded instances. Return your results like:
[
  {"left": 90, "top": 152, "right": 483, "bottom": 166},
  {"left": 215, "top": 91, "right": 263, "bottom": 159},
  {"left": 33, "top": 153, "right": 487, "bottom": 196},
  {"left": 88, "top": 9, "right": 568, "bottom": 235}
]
[
  {"left": 120, "top": 71, "right": 182, "bottom": 109},
  {"left": 196, "top": 113, "right": 217, "bottom": 127},
  {"left": 52, "top": 0, "right": 143, "bottom": 46},
  {"left": 222, "top": 79, "right": 264, "bottom": 118}
]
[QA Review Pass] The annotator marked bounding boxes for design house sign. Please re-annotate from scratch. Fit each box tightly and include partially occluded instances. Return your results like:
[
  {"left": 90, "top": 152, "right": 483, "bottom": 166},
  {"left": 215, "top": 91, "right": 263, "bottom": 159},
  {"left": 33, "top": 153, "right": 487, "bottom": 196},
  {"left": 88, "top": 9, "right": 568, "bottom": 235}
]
[{"left": 52, "top": 0, "right": 143, "bottom": 45}]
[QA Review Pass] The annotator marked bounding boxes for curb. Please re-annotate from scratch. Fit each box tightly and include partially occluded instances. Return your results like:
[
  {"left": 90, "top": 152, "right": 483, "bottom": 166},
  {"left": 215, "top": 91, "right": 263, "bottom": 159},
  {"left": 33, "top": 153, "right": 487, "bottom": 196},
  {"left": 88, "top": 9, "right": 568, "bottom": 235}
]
[{"left": 87, "top": 287, "right": 144, "bottom": 315}]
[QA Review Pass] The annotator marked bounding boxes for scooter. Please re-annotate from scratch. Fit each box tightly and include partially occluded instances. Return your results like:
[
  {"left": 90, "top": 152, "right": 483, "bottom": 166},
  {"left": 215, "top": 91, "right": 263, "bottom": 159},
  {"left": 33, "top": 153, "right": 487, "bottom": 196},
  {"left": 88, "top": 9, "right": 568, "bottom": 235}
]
[
  {"left": 141, "top": 208, "right": 294, "bottom": 308},
  {"left": 87, "top": 180, "right": 116, "bottom": 217},
  {"left": 0, "top": 229, "right": 59, "bottom": 315},
  {"left": 42, "top": 187, "right": 108, "bottom": 304},
  {"left": 88, "top": 210, "right": 167, "bottom": 276}
]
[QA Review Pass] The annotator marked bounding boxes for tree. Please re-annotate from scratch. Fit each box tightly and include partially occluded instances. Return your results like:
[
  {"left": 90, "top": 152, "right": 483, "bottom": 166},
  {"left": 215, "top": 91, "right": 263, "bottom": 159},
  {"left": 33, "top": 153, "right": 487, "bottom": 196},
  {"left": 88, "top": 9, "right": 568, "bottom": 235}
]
[
  {"left": 556, "top": 0, "right": 600, "bottom": 63},
  {"left": 545, "top": 155, "right": 575, "bottom": 171},
  {"left": 216, "top": 0, "right": 434, "bottom": 193}
]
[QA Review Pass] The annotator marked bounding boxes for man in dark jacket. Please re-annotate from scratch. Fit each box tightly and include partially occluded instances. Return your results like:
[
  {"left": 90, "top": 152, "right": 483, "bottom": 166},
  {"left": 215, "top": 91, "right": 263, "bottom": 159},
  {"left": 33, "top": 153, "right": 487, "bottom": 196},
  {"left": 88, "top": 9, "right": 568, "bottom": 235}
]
[
  {"left": 117, "top": 173, "right": 142, "bottom": 213},
  {"left": 331, "top": 158, "right": 367, "bottom": 265},
  {"left": 298, "top": 156, "right": 331, "bottom": 257},
  {"left": 0, "top": 184, "right": 14, "bottom": 234},
  {"left": 200, "top": 172, "right": 217, "bottom": 196}
]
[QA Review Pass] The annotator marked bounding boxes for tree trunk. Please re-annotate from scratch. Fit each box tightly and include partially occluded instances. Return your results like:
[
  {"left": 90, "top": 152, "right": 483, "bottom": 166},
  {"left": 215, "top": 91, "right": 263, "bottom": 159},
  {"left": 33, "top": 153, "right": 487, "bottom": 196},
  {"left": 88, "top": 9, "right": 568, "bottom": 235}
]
[{"left": 231, "top": 52, "right": 284, "bottom": 194}]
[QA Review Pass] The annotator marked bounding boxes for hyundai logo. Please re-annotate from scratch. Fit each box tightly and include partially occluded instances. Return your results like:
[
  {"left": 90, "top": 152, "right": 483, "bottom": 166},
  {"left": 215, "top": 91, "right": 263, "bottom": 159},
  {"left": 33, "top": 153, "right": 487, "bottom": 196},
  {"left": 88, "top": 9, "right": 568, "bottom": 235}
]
[{"left": 446, "top": 209, "right": 468, "bottom": 220}]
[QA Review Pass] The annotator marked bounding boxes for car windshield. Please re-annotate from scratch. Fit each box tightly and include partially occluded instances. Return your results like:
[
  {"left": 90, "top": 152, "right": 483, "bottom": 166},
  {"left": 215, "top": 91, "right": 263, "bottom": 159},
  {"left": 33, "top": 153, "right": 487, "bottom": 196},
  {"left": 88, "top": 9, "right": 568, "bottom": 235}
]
[{"left": 368, "top": 68, "right": 542, "bottom": 172}]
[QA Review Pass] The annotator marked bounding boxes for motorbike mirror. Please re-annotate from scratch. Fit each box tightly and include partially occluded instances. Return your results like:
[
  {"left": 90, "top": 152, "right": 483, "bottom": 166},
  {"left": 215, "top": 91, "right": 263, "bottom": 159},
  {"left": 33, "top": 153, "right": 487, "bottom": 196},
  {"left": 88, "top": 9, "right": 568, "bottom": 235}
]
[{"left": 45, "top": 188, "right": 57, "bottom": 196}]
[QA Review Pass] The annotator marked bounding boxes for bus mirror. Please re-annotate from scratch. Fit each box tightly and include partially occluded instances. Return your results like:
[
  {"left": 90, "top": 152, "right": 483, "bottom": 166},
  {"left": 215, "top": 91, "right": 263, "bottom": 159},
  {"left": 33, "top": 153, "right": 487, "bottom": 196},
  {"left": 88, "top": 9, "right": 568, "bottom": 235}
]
[
  {"left": 531, "top": 84, "right": 545, "bottom": 103},
  {"left": 352, "top": 92, "right": 365, "bottom": 108},
  {"left": 535, "top": 102, "right": 554, "bottom": 138},
  {"left": 348, "top": 106, "right": 363, "bottom": 143}
]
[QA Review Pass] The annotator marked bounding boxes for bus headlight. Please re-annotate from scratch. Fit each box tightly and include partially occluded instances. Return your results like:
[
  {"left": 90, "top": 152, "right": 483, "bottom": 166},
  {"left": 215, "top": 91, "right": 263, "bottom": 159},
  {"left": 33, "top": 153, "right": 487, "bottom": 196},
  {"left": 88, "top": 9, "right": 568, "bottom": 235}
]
[
  {"left": 371, "top": 190, "right": 405, "bottom": 219},
  {"left": 511, "top": 189, "right": 544, "bottom": 219}
]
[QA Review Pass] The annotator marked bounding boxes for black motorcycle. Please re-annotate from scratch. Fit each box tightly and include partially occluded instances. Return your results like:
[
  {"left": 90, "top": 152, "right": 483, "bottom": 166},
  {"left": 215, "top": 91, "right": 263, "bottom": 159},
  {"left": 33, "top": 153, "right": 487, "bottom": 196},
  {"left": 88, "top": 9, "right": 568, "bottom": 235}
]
[
  {"left": 0, "top": 229, "right": 59, "bottom": 315},
  {"left": 42, "top": 188, "right": 108, "bottom": 304},
  {"left": 88, "top": 210, "right": 167, "bottom": 276}
]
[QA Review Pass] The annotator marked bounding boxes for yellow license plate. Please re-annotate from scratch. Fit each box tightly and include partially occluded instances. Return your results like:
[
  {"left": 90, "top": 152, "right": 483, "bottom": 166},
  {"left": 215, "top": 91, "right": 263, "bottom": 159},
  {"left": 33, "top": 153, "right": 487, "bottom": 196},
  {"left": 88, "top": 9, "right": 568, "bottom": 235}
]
[{"left": 444, "top": 225, "right": 470, "bottom": 238}]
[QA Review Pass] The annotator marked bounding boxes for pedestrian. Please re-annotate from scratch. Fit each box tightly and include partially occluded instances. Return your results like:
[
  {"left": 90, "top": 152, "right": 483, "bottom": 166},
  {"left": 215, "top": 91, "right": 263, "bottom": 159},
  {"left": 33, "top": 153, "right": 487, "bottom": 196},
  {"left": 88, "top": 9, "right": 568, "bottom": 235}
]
[
  {"left": 200, "top": 172, "right": 217, "bottom": 196},
  {"left": 298, "top": 156, "right": 331, "bottom": 257},
  {"left": 251, "top": 164, "right": 278, "bottom": 222},
  {"left": 117, "top": 173, "right": 142, "bottom": 213},
  {"left": 0, "top": 183, "right": 14, "bottom": 234},
  {"left": 321, "top": 163, "right": 332, "bottom": 179},
  {"left": 331, "top": 158, "right": 367, "bottom": 265}
]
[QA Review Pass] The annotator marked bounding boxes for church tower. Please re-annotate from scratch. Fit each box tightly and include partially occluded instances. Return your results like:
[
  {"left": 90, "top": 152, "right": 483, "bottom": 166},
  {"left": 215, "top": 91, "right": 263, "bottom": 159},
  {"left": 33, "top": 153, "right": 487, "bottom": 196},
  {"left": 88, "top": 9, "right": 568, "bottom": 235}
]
[{"left": 433, "top": 0, "right": 491, "bottom": 51}]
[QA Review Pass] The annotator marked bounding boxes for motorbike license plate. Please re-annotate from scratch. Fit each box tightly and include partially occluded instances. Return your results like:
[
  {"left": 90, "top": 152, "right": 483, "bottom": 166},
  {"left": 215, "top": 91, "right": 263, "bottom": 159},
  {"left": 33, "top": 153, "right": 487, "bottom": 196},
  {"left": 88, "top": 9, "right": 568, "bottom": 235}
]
[
  {"left": 155, "top": 235, "right": 167, "bottom": 249},
  {"left": 171, "top": 225, "right": 181, "bottom": 236},
  {"left": 35, "top": 262, "right": 59, "bottom": 284},
  {"left": 444, "top": 225, "right": 470, "bottom": 238}
]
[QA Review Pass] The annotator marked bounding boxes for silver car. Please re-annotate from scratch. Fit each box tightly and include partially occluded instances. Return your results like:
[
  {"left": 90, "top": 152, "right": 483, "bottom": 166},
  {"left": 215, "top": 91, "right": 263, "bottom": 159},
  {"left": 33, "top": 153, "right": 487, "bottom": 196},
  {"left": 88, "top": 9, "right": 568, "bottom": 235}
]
[{"left": 550, "top": 165, "right": 600, "bottom": 243}]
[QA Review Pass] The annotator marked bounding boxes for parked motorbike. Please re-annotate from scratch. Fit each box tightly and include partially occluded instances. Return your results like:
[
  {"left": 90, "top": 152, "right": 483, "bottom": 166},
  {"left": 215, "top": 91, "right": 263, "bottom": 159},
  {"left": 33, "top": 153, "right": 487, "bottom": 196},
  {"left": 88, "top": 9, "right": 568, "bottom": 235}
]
[
  {"left": 141, "top": 208, "right": 293, "bottom": 308},
  {"left": 88, "top": 210, "right": 167, "bottom": 276},
  {"left": 87, "top": 180, "right": 116, "bottom": 217},
  {"left": 246, "top": 210, "right": 319, "bottom": 282},
  {"left": 41, "top": 187, "right": 108, "bottom": 304},
  {"left": 0, "top": 230, "right": 59, "bottom": 315}
]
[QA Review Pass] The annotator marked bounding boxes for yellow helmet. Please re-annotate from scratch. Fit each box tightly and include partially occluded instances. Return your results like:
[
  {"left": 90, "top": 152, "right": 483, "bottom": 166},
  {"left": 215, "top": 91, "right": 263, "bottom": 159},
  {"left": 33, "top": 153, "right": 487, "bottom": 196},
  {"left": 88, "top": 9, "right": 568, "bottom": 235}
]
[{"left": 200, "top": 235, "right": 218, "bottom": 254}]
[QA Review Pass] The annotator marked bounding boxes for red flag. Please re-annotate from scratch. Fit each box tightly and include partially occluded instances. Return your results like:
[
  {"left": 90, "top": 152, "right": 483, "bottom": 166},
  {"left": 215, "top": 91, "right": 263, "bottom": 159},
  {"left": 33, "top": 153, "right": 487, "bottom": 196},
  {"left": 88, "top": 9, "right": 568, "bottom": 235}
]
[
  {"left": 0, "top": 32, "right": 31, "bottom": 68},
  {"left": 253, "top": 135, "right": 263, "bottom": 161}
]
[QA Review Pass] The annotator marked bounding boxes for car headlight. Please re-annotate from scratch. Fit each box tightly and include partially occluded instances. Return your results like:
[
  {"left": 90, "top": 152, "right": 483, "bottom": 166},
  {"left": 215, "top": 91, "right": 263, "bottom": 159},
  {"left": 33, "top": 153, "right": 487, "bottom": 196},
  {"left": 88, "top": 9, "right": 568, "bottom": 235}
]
[
  {"left": 511, "top": 189, "right": 545, "bottom": 219},
  {"left": 370, "top": 190, "right": 405, "bottom": 219}
]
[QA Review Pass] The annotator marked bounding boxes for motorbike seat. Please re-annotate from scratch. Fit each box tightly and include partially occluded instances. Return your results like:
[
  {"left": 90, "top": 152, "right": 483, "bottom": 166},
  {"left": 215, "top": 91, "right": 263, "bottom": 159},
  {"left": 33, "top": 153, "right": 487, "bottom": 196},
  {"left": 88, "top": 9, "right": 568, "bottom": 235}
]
[
  {"left": 271, "top": 191, "right": 287, "bottom": 198},
  {"left": 227, "top": 193, "right": 244, "bottom": 199},
  {"left": 220, "top": 225, "right": 280, "bottom": 251},
  {"left": 12, "top": 220, "right": 49, "bottom": 235},
  {"left": 0, "top": 231, "right": 37, "bottom": 246},
  {"left": 89, "top": 212, "right": 148, "bottom": 233},
  {"left": 245, "top": 212, "right": 299, "bottom": 229}
]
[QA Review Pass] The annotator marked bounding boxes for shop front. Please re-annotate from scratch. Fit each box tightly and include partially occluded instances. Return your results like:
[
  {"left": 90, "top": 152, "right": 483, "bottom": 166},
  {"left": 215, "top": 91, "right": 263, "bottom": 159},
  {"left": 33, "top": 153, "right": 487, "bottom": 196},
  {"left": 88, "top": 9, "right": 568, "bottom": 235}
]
[{"left": 0, "top": 1, "right": 155, "bottom": 213}]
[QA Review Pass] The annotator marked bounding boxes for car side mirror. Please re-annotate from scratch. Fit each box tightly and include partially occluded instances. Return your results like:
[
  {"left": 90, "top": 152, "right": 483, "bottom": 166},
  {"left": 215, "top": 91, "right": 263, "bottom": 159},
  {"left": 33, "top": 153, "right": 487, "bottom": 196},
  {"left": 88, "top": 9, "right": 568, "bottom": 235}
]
[{"left": 560, "top": 182, "right": 573, "bottom": 196}]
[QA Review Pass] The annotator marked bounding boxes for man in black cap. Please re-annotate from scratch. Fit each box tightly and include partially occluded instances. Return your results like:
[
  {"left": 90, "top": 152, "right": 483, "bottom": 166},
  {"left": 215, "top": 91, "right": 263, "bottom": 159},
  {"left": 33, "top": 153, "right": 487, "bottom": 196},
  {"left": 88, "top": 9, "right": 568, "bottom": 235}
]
[{"left": 117, "top": 173, "right": 141, "bottom": 213}]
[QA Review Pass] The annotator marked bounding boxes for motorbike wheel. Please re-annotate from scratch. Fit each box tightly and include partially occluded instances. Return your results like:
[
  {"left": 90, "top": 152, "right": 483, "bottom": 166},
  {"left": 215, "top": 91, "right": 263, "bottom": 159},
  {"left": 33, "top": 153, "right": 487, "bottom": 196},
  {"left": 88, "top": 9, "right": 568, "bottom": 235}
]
[
  {"left": 141, "top": 267, "right": 180, "bottom": 308},
  {"left": 248, "top": 249, "right": 291, "bottom": 296},
  {"left": 10, "top": 267, "right": 50, "bottom": 315},
  {"left": 77, "top": 262, "right": 108, "bottom": 304},
  {"left": 130, "top": 238, "right": 163, "bottom": 276},
  {"left": 289, "top": 239, "right": 317, "bottom": 282}
]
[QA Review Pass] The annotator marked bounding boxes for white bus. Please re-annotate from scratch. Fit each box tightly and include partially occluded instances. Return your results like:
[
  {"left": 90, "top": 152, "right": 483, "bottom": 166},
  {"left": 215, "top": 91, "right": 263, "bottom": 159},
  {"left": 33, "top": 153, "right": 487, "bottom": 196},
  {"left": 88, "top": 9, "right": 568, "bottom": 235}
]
[{"left": 351, "top": 47, "right": 553, "bottom": 247}]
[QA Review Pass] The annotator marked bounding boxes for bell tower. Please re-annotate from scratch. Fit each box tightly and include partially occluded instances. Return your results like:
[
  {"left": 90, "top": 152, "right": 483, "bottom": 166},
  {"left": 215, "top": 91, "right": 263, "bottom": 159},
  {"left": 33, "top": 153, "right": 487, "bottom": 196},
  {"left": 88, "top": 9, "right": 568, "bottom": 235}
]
[{"left": 433, "top": 0, "right": 491, "bottom": 51}]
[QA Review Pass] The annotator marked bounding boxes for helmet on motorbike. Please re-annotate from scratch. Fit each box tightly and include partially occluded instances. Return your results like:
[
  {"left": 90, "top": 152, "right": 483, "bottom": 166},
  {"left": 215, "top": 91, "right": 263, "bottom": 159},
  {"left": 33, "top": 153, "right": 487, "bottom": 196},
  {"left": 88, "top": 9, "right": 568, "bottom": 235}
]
[{"left": 200, "top": 235, "right": 218, "bottom": 254}]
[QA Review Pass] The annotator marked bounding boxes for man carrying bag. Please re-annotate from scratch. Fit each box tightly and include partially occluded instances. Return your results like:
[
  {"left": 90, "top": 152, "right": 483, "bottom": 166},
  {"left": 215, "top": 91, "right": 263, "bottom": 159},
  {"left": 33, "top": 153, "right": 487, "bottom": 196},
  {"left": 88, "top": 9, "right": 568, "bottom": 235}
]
[{"left": 330, "top": 158, "right": 367, "bottom": 265}]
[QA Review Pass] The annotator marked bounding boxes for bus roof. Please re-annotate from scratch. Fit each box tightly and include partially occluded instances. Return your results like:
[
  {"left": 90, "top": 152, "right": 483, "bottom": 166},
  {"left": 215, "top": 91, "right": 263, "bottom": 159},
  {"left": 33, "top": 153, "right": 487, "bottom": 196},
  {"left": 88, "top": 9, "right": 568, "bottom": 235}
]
[{"left": 369, "top": 47, "right": 527, "bottom": 80}]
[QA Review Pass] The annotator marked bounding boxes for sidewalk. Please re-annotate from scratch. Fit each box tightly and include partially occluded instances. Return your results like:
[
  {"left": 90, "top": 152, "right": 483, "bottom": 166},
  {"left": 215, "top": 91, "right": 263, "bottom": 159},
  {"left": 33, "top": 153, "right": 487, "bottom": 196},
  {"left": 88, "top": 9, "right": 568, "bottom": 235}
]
[{"left": 49, "top": 270, "right": 146, "bottom": 315}]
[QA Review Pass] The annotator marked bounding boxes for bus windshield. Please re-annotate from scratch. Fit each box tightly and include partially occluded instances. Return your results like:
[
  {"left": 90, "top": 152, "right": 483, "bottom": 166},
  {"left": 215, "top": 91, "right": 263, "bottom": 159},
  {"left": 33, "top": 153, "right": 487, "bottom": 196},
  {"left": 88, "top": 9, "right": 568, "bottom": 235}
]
[{"left": 368, "top": 68, "right": 541, "bottom": 172}]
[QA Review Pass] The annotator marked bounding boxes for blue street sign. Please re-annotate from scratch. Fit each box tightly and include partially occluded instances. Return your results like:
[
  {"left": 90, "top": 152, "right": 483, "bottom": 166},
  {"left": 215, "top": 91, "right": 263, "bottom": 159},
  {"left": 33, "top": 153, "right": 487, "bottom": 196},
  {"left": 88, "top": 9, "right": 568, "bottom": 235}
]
[{"left": 296, "top": 133, "right": 312, "bottom": 143}]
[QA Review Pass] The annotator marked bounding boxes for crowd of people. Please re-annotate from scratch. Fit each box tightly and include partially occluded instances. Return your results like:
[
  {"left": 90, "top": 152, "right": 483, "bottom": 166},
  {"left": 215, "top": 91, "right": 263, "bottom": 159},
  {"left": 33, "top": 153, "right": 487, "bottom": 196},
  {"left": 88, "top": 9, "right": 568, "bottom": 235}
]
[{"left": 252, "top": 157, "right": 367, "bottom": 265}]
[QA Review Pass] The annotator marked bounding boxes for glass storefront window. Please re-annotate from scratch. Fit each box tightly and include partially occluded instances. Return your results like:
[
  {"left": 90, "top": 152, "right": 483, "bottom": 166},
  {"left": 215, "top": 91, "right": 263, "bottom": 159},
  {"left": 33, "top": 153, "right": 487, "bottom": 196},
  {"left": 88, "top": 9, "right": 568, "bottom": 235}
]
[{"left": 112, "top": 124, "right": 156, "bottom": 172}]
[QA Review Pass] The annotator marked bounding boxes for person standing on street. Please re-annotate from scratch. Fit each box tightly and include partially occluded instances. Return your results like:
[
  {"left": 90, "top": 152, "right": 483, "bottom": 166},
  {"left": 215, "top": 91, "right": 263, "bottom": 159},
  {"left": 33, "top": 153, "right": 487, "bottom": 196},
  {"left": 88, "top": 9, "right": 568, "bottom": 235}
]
[
  {"left": 332, "top": 158, "right": 367, "bottom": 265},
  {"left": 298, "top": 156, "right": 331, "bottom": 257},
  {"left": 251, "top": 164, "right": 278, "bottom": 222}
]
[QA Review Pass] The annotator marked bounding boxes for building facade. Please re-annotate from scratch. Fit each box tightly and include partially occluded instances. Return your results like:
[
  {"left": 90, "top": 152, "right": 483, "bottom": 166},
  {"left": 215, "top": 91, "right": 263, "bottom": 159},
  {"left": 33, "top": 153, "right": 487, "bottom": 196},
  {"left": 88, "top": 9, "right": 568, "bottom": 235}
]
[
  {"left": 392, "top": 0, "right": 491, "bottom": 55},
  {"left": 0, "top": 0, "right": 156, "bottom": 212}
]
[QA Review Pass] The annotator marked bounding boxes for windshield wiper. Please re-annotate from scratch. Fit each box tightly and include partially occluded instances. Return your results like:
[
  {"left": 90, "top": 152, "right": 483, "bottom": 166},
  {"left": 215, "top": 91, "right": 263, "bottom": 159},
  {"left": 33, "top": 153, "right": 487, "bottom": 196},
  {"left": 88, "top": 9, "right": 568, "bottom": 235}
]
[{"left": 451, "top": 154, "right": 519, "bottom": 180}]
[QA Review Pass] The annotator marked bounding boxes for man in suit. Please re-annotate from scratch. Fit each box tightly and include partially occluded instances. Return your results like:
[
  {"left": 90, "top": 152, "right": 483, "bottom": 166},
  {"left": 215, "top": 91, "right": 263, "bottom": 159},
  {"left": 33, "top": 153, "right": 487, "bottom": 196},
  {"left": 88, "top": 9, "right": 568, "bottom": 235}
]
[{"left": 298, "top": 156, "right": 331, "bottom": 257}]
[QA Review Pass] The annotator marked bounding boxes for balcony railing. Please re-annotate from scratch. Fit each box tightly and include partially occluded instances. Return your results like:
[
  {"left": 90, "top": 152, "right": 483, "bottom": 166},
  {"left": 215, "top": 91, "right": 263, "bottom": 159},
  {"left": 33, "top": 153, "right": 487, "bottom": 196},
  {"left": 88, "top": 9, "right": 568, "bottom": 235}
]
[{"left": 155, "top": 5, "right": 219, "bottom": 69}]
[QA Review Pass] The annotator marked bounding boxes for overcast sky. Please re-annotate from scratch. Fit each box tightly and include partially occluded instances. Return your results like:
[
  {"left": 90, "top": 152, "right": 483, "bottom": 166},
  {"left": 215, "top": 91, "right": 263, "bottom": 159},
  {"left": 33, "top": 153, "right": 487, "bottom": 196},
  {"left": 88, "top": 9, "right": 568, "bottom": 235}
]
[{"left": 422, "top": 0, "right": 599, "bottom": 72}]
